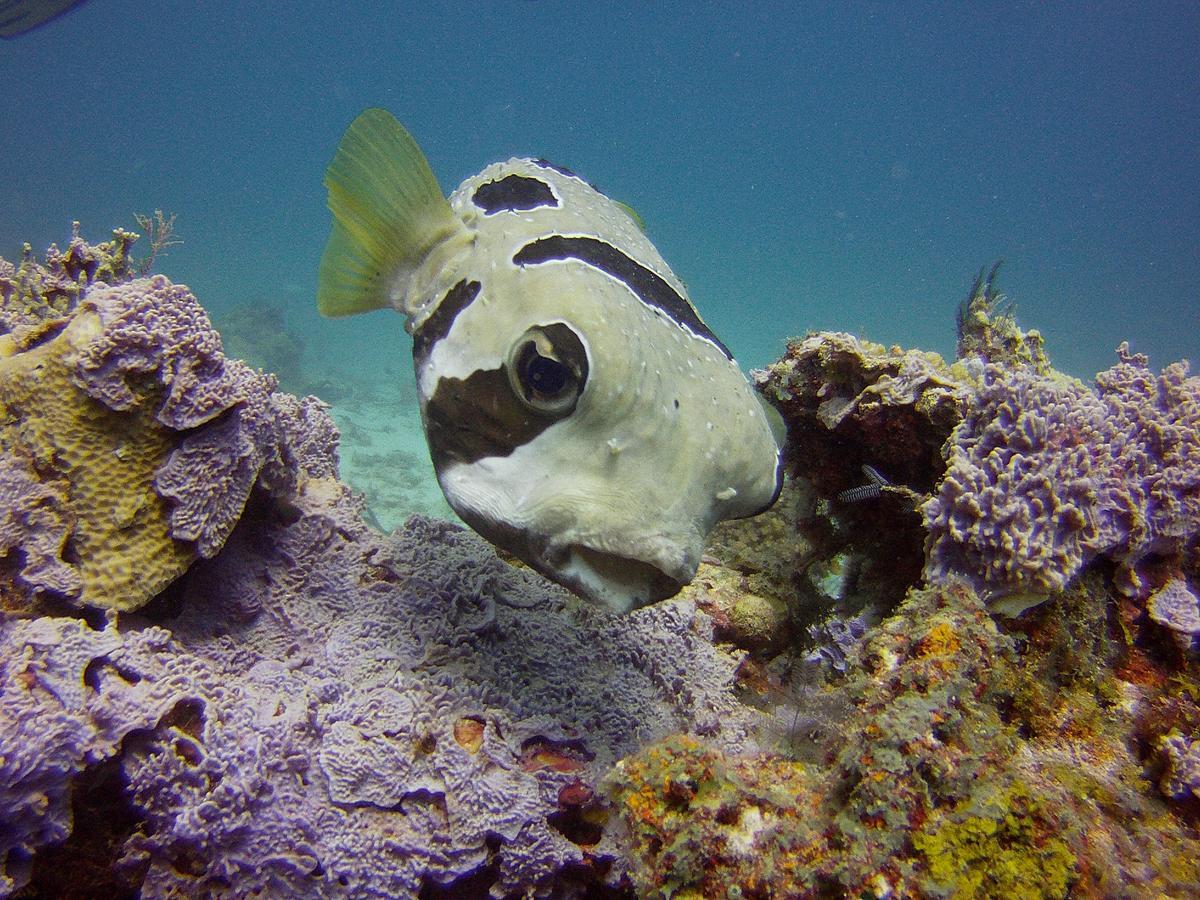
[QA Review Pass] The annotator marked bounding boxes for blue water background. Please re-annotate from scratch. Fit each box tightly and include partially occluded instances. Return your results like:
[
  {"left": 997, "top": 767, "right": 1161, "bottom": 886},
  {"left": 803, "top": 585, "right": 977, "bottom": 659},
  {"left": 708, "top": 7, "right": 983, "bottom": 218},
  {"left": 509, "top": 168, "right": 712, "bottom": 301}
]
[{"left": 2, "top": 0, "right": 1197, "bottom": 380}]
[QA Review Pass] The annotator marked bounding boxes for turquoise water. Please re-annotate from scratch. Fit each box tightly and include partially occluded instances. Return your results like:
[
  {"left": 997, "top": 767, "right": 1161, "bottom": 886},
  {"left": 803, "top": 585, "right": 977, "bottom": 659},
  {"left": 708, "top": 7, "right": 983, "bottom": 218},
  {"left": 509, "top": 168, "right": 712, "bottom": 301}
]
[{"left": 2, "top": 0, "right": 1197, "bottom": 381}]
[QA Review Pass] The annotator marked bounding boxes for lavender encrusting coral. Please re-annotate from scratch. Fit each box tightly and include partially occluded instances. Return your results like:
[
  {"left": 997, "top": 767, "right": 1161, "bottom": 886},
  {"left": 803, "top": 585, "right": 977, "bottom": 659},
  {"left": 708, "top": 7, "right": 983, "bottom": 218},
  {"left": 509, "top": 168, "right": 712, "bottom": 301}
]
[
  {"left": 1093, "top": 345, "right": 1200, "bottom": 593},
  {"left": 0, "top": 492, "right": 757, "bottom": 897},
  {"left": 0, "top": 455, "right": 79, "bottom": 599},
  {"left": 75, "top": 275, "right": 249, "bottom": 431},
  {"left": 804, "top": 613, "right": 869, "bottom": 673},
  {"left": 921, "top": 365, "right": 1106, "bottom": 598},
  {"left": 922, "top": 344, "right": 1200, "bottom": 602}
]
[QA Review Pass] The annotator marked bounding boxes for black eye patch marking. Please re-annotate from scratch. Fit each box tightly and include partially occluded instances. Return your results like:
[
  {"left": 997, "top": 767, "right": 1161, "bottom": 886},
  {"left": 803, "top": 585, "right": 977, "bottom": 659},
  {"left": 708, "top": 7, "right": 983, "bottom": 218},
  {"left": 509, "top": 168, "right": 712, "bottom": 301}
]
[
  {"left": 424, "top": 367, "right": 558, "bottom": 467},
  {"left": 512, "top": 236, "right": 733, "bottom": 360},
  {"left": 412, "top": 280, "right": 481, "bottom": 365},
  {"left": 471, "top": 175, "right": 558, "bottom": 214}
]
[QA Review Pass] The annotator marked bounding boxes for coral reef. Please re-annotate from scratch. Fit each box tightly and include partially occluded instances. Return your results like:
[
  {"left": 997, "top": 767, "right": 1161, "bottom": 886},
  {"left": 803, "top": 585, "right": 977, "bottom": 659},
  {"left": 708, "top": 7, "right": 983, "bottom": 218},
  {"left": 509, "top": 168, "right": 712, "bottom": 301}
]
[
  {"left": 1, "top": 231, "right": 759, "bottom": 895},
  {"left": 606, "top": 579, "right": 1200, "bottom": 897},
  {"left": 757, "top": 272, "right": 1199, "bottom": 631},
  {"left": 1147, "top": 576, "right": 1200, "bottom": 646},
  {"left": 1158, "top": 730, "right": 1200, "bottom": 803},
  {"left": 0, "top": 232, "right": 322, "bottom": 611},
  {"left": 753, "top": 332, "right": 960, "bottom": 627},
  {"left": 953, "top": 263, "right": 1050, "bottom": 374},
  {"left": 4, "top": 232, "right": 1200, "bottom": 898}
]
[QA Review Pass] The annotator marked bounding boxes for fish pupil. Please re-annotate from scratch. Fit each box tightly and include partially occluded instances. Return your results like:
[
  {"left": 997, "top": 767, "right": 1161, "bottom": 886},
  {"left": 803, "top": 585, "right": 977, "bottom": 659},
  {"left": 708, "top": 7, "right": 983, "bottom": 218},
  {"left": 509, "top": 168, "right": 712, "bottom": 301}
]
[{"left": 527, "top": 353, "right": 568, "bottom": 396}]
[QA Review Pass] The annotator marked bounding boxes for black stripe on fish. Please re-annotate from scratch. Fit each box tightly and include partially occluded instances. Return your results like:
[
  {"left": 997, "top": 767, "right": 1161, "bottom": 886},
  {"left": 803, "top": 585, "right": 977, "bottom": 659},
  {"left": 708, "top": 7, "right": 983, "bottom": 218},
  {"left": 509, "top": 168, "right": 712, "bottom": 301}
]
[
  {"left": 424, "top": 366, "right": 557, "bottom": 466},
  {"left": 512, "top": 236, "right": 733, "bottom": 360},
  {"left": 472, "top": 175, "right": 558, "bottom": 215},
  {"left": 412, "top": 280, "right": 481, "bottom": 364}
]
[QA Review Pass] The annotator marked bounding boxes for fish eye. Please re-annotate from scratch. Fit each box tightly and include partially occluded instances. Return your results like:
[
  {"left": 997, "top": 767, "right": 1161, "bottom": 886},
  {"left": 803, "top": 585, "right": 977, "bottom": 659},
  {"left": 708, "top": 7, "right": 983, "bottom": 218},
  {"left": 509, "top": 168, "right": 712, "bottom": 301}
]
[{"left": 507, "top": 324, "right": 589, "bottom": 417}]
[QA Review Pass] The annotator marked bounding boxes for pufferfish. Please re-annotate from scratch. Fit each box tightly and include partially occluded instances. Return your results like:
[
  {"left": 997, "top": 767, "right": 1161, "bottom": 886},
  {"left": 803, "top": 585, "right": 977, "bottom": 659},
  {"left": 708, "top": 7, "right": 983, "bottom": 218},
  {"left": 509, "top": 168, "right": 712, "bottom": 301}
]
[{"left": 318, "top": 108, "right": 783, "bottom": 614}]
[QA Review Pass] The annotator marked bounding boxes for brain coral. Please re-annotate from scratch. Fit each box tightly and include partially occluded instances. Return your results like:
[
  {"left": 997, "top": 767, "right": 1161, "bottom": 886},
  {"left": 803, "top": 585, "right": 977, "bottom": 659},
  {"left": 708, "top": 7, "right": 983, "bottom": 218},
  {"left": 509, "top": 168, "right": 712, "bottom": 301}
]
[{"left": 0, "top": 291, "right": 195, "bottom": 611}]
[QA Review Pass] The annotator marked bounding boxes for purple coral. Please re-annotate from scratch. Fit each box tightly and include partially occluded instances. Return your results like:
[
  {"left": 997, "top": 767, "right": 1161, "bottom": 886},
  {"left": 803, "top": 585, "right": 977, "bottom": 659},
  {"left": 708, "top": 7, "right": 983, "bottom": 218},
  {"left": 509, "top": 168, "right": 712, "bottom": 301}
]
[
  {"left": 153, "top": 362, "right": 279, "bottom": 558},
  {"left": 74, "top": 276, "right": 243, "bottom": 431},
  {"left": 1092, "top": 344, "right": 1200, "bottom": 593},
  {"left": 1146, "top": 577, "right": 1200, "bottom": 639},
  {"left": 1158, "top": 731, "right": 1200, "bottom": 801},
  {"left": 0, "top": 617, "right": 129, "bottom": 896},
  {"left": 805, "top": 614, "right": 869, "bottom": 673},
  {"left": 2, "top": 475, "right": 756, "bottom": 896},
  {"left": 923, "top": 345, "right": 1200, "bottom": 601},
  {"left": 154, "top": 387, "right": 341, "bottom": 558},
  {"left": 922, "top": 366, "right": 1105, "bottom": 596},
  {"left": 0, "top": 454, "right": 80, "bottom": 598}
]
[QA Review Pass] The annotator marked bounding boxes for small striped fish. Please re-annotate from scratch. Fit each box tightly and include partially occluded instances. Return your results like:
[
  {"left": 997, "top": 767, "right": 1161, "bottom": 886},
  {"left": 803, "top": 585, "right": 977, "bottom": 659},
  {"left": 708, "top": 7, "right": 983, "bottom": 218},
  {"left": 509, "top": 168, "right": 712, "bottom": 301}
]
[{"left": 318, "top": 109, "right": 783, "bottom": 613}]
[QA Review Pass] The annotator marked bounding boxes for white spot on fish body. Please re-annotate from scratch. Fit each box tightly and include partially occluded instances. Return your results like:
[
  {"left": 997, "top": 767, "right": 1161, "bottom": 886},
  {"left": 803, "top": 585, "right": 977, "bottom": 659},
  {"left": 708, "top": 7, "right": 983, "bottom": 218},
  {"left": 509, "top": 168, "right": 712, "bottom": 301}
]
[{"left": 716, "top": 487, "right": 737, "bottom": 501}]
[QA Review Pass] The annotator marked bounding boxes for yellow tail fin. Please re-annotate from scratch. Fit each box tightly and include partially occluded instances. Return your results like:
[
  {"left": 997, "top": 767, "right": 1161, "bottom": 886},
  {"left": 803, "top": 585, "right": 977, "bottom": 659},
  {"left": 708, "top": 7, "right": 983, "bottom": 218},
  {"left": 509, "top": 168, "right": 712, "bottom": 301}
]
[{"left": 317, "top": 108, "right": 464, "bottom": 317}]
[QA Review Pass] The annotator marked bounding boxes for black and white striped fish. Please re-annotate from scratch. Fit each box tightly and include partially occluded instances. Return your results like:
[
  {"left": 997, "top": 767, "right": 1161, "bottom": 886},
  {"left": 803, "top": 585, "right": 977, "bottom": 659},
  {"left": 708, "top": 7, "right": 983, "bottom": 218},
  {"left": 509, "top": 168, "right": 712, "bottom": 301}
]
[{"left": 318, "top": 108, "right": 783, "bottom": 613}]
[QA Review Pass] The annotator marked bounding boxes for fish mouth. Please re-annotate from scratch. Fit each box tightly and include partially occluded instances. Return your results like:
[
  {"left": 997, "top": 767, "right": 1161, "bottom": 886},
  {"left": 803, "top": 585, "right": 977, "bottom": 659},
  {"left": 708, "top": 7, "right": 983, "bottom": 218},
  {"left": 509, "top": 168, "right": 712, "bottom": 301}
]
[
  {"left": 445, "top": 487, "right": 697, "bottom": 613},
  {"left": 551, "top": 542, "right": 693, "bottom": 614}
]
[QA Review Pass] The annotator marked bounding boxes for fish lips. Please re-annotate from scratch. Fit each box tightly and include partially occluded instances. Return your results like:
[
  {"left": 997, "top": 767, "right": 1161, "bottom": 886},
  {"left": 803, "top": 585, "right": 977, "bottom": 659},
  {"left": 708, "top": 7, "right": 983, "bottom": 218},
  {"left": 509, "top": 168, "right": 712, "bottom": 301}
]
[
  {"left": 544, "top": 537, "right": 698, "bottom": 615},
  {"left": 456, "top": 501, "right": 698, "bottom": 613}
]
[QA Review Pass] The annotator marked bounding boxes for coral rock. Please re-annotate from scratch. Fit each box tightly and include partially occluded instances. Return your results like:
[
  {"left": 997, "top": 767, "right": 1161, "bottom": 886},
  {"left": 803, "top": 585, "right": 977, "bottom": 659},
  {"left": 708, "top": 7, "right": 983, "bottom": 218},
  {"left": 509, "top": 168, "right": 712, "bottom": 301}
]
[{"left": 756, "top": 331, "right": 964, "bottom": 496}]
